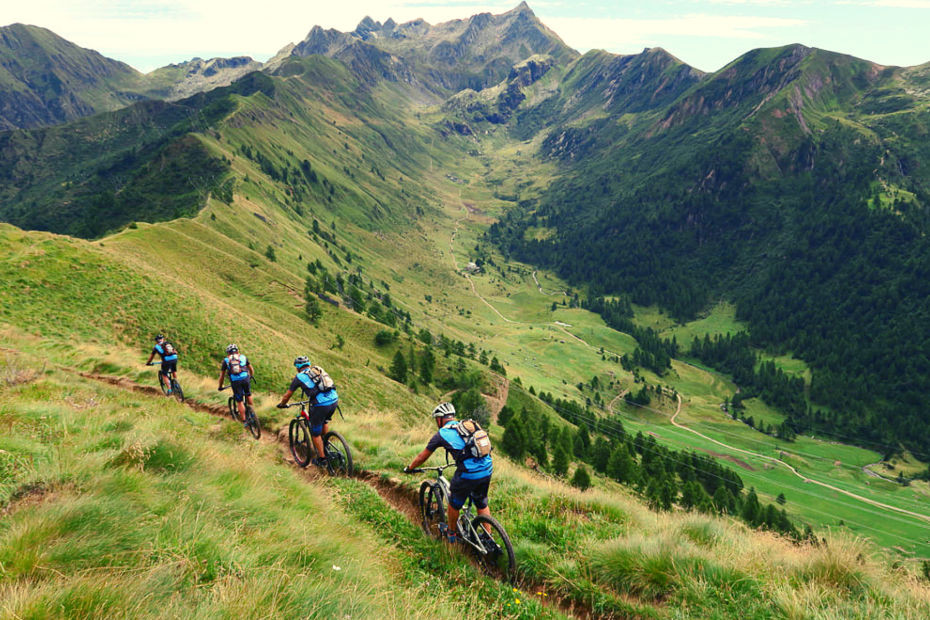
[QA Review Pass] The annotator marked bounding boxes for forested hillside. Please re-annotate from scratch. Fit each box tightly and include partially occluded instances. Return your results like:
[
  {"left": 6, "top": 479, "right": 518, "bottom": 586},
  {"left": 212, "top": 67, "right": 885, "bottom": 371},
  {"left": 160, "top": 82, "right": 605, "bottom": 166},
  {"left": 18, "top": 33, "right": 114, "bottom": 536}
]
[{"left": 487, "top": 45, "right": 930, "bottom": 455}]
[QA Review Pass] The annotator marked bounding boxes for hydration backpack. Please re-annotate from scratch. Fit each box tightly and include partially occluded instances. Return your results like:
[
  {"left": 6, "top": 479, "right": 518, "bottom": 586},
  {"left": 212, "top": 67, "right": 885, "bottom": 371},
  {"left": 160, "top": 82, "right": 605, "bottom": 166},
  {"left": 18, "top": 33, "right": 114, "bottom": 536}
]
[
  {"left": 228, "top": 353, "right": 242, "bottom": 375},
  {"left": 308, "top": 365, "right": 335, "bottom": 391},
  {"left": 164, "top": 343, "right": 176, "bottom": 356},
  {"left": 455, "top": 420, "right": 492, "bottom": 459}
]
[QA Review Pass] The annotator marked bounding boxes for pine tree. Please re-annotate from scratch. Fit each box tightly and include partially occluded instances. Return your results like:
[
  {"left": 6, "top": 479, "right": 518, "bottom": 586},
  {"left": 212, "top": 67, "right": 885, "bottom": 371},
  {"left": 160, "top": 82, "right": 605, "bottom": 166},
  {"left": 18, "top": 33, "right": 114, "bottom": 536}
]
[
  {"left": 498, "top": 406, "right": 515, "bottom": 427},
  {"left": 574, "top": 423, "right": 591, "bottom": 459},
  {"left": 419, "top": 347, "right": 435, "bottom": 385},
  {"left": 552, "top": 441, "right": 570, "bottom": 476},
  {"left": 591, "top": 437, "right": 611, "bottom": 473},
  {"left": 606, "top": 444, "right": 635, "bottom": 483},
  {"left": 501, "top": 423, "right": 526, "bottom": 460},
  {"left": 741, "top": 488, "right": 762, "bottom": 526},
  {"left": 571, "top": 465, "right": 592, "bottom": 491},
  {"left": 304, "top": 296, "right": 322, "bottom": 326},
  {"left": 389, "top": 350, "right": 407, "bottom": 383}
]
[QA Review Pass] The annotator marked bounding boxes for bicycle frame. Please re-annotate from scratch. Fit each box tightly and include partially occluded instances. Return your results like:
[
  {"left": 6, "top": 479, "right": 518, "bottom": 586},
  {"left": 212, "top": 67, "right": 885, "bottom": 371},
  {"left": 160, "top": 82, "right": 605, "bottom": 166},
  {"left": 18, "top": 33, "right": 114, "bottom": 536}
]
[{"left": 419, "top": 464, "right": 494, "bottom": 555}]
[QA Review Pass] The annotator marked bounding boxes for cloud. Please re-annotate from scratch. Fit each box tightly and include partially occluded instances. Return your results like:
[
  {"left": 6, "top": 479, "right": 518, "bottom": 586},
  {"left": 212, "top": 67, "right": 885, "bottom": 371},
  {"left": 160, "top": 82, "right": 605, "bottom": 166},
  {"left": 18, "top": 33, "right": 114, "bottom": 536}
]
[
  {"left": 546, "top": 14, "right": 806, "bottom": 53},
  {"left": 838, "top": 0, "right": 930, "bottom": 6}
]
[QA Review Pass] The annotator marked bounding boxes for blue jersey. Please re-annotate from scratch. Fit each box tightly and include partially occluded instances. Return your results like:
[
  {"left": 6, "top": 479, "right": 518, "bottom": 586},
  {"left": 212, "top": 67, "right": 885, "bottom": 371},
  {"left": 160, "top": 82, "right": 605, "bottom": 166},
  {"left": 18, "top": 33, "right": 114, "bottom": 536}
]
[
  {"left": 153, "top": 343, "right": 178, "bottom": 362},
  {"left": 426, "top": 420, "right": 493, "bottom": 480},
  {"left": 290, "top": 371, "right": 339, "bottom": 406},
  {"left": 222, "top": 354, "right": 250, "bottom": 382}
]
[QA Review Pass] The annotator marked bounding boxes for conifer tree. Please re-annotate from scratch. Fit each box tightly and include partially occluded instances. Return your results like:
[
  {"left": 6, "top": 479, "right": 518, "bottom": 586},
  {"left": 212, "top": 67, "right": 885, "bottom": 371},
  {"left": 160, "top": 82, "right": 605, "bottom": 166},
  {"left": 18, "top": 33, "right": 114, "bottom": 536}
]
[
  {"left": 606, "top": 443, "right": 635, "bottom": 484},
  {"left": 552, "top": 441, "right": 570, "bottom": 476},
  {"left": 389, "top": 350, "right": 407, "bottom": 383},
  {"left": 502, "top": 423, "right": 526, "bottom": 460},
  {"left": 571, "top": 465, "right": 592, "bottom": 491}
]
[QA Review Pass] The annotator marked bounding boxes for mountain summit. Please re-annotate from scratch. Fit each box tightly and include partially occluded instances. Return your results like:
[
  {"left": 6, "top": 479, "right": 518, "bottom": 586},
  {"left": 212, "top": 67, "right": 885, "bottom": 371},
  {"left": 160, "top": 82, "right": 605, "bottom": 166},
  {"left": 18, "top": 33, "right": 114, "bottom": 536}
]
[
  {"left": 280, "top": 3, "right": 577, "bottom": 92},
  {"left": 0, "top": 23, "right": 145, "bottom": 129}
]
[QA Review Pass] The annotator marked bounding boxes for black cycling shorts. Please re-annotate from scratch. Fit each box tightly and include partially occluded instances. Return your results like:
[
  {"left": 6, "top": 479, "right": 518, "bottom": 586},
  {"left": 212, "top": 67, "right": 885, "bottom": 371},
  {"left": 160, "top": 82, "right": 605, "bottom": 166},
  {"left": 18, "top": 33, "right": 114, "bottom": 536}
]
[
  {"left": 231, "top": 377, "right": 252, "bottom": 402},
  {"left": 449, "top": 474, "right": 491, "bottom": 510},
  {"left": 161, "top": 361, "right": 177, "bottom": 374},
  {"left": 308, "top": 403, "right": 337, "bottom": 435}
]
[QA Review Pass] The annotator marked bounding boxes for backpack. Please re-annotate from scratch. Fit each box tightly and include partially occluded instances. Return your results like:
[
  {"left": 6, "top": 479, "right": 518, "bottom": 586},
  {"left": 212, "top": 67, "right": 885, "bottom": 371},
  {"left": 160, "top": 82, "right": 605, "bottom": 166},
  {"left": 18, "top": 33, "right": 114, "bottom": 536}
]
[
  {"left": 164, "top": 343, "right": 176, "bottom": 356},
  {"left": 455, "top": 419, "right": 492, "bottom": 459},
  {"left": 228, "top": 353, "right": 242, "bottom": 375},
  {"left": 308, "top": 365, "right": 335, "bottom": 391}
]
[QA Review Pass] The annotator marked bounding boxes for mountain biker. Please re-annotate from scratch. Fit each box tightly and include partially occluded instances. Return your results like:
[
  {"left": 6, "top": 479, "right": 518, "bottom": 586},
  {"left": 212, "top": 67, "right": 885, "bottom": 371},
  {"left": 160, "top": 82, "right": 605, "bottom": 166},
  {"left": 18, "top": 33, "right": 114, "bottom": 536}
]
[
  {"left": 276, "top": 356, "right": 339, "bottom": 467},
  {"left": 218, "top": 344, "right": 255, "bottom": 425},
  {"left": 403, "top": 402, "right": 494, "bottom": 544},
  {"left": 145, "top": 334, "right": 179, "bottom": 394}
]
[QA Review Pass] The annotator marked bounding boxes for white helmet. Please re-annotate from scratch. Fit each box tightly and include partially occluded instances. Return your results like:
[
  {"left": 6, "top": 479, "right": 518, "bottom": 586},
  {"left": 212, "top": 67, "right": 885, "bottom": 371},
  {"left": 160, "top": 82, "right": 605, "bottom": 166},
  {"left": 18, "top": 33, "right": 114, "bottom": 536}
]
[{"left": 432, "top": 402, "right": 455, "bottom": 418}]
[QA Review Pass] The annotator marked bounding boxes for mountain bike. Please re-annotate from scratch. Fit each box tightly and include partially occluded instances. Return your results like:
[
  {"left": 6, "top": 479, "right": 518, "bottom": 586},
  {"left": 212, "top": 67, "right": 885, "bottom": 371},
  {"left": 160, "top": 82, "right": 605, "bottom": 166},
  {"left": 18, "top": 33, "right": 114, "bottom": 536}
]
[
  {"left": 220, "top": 385, "right": 261, "bottom": 439},
  {"left": 409, "top": 463, "right": 515, "bottom": 581},
  {"left": 147, "top": 362, "right": 184, "bottom": 402},
  {"left": 284, "top": 400, "right": 353, "bottom": 476}
]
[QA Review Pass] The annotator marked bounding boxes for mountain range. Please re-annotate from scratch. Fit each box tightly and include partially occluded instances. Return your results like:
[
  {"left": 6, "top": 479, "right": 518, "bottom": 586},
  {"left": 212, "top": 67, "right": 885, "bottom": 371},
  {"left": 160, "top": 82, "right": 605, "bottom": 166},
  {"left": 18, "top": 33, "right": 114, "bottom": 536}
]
[{"left": 3, "top": 3, "right": 930, "bottom": 454}]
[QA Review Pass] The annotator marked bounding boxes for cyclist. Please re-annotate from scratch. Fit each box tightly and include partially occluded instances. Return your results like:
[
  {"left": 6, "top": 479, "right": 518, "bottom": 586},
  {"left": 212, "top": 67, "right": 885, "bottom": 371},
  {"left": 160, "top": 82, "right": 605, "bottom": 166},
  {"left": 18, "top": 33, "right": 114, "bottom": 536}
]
[
  {"left": 218, "top": 344, "right": 255, "bottom": 425},
  {"left": 403, "top": 402, "right": 494, "bottom": 544},
  {"left": 145, "top": 334, "right": 179, "bottom": 394},
  {"left": 276, "top": 356, "right": 339, "bottom": 467}
]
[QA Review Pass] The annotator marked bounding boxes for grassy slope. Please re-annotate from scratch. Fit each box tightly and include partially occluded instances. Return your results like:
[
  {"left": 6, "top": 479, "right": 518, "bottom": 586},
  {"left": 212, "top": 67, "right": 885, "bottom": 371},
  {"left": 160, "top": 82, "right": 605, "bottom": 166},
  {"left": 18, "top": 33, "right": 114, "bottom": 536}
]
[{"left": 1, "top": 49, "right": 930, "bottom": 617}]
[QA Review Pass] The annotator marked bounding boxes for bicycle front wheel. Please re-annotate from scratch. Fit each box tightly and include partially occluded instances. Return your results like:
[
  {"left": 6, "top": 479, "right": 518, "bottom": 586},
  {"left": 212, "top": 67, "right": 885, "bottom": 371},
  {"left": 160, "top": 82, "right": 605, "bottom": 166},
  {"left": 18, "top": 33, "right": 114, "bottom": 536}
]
[
  {"left": 420, "top": 482, "right": 446, "bottom": 539},
  {"left": 289, "top": 419, "right": 312, "bottom": 468},
  {"left": 158, "top": 372, "right": 170, "bottom": 396},
  {"left": 246, "top": 406, "right": 261, "bottom": 440},
  {"left": 322, "top": 431, "right": 353, "bottom": 476},
  {"left": 228, "top": 397, "right": 236, "bottom": 421},
  {"left": 471, "top": 515, "right": 516, "bottom": 582}
]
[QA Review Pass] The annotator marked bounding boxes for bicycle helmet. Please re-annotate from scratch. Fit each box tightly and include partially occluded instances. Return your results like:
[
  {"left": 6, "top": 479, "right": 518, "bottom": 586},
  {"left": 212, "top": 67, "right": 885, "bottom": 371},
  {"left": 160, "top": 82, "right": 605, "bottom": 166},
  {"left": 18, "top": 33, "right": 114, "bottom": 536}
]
[
  {"left": 432, "top": 402, "right": 456, "bottom": 418},
  {"left": 294, "top": 355, "right": 311, "bottom": 369},
  {"left": 226, "top": 344, "right": 239, "bottom": 354},
  {"left": 155, "top": 334, "right": 165, "bottom": 341}
]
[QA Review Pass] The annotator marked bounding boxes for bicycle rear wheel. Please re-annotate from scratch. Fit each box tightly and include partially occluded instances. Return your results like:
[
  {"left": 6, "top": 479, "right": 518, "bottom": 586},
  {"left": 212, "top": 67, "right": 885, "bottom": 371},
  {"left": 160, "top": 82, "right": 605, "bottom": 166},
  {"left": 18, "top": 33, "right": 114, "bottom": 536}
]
[
  {"left": 289, "top": 419, "right": 312, "bottom": 468},
  {"left": 419, "top": 481, "right": 446, "bottom": 539},
  {"left": 246, "top": 406, "right": 261, "bottom": 440},
  {"left": 471, "top": 515, "right": 516, "bottom": 582},
  {"left": 322, "top": 431, "right": 353, "bottom": 476}
]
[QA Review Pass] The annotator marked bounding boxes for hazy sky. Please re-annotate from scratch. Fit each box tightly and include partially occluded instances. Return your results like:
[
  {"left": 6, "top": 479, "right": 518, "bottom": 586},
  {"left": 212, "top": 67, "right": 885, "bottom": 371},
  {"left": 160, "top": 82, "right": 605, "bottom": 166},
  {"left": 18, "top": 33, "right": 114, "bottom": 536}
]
[{"left": 4, "top": 1, "right": 930, "bottom": 73}]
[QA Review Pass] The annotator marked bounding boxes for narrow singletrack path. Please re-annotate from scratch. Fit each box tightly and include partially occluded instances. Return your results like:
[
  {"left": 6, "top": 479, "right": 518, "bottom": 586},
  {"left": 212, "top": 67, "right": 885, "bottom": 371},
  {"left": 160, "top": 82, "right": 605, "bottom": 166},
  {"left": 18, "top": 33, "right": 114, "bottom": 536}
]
[{"left": 78, "top": 371, "right": 585, "bottom": 617}]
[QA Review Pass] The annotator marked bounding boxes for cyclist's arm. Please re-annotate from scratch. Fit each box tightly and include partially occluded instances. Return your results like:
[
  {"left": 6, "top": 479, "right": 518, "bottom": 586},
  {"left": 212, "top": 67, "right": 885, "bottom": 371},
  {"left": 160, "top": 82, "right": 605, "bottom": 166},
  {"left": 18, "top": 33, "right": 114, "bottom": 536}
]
[
  {"left": 218, "top": 363, "right": 226, "bottom": 390},
  {"left": 407, "top": 448, "right": 434, "bottom": 470},
  {"left": 247, "top": 362, "right": 254, "bottom": 379},
  {"left": 145, "top": 350, "right": 155, "bottom": 365},
  {"left": 278, "top": 388, "right": 296, "bottom": 407}
]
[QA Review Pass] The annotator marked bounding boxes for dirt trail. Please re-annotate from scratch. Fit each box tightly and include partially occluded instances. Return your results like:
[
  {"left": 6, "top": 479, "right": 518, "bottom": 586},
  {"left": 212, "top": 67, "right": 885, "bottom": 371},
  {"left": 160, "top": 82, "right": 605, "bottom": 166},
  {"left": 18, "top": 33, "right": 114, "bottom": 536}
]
[
  {"left": 532, "top": 270, "right": 566, "bottom": 297},
  {"left": 78, "top": 371, "right": 584, "bottom": 617},
  {"left": 668, "top": 392, "right": 930, "bottom": 524}
]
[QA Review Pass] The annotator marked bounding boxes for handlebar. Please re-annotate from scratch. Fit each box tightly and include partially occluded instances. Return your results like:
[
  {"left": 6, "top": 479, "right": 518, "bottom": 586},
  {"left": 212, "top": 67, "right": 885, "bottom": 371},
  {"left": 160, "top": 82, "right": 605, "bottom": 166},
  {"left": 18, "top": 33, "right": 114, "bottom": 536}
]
[
  {"left": 408, "top": 463, "right": 456, "bottom": 474},
  {"left": 282, "top": 400, "right": 311, "bottom": 408}
]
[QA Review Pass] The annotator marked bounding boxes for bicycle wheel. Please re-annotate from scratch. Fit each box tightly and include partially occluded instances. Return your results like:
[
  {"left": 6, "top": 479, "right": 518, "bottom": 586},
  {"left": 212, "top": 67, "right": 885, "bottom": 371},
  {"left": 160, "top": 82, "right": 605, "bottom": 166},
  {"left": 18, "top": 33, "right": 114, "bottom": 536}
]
[
  {"left": 158, "top": 371, "right": 170, "bottom": 396},
  {"left": 289, "top": 419, "right": 312, "bottom": 468},
  {"left": 471, "top": 515, "right": 516, "bottom": 581},
  {"left": 228, "top": 397, "right": 236, "bottom": 421},
  {"left": 172, "top": 379, "right": 185, "bottom": 402},
  {"left": 246, "top": 406, "right": 261, "bottom": 440},
  {"left": 322, "top": 431, "right": 353, "bottom": 476},
  {"left": 419, "top": 482, "right": 446, "bottom": 539}
]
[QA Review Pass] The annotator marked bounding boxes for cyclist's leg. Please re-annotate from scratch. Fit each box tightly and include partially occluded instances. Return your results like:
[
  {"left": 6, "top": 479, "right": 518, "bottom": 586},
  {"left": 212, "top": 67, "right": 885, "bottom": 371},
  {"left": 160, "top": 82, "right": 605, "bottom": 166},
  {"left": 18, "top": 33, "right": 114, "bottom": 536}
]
[
  {"left": 472, "top": 477, "right": 492, "bottom": 533},
  {"left": 232, "top": 380, "right": 247, "bottom": 421},
  {"left": 309, "top": 404, "right": 334, "bottom": 459}
]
